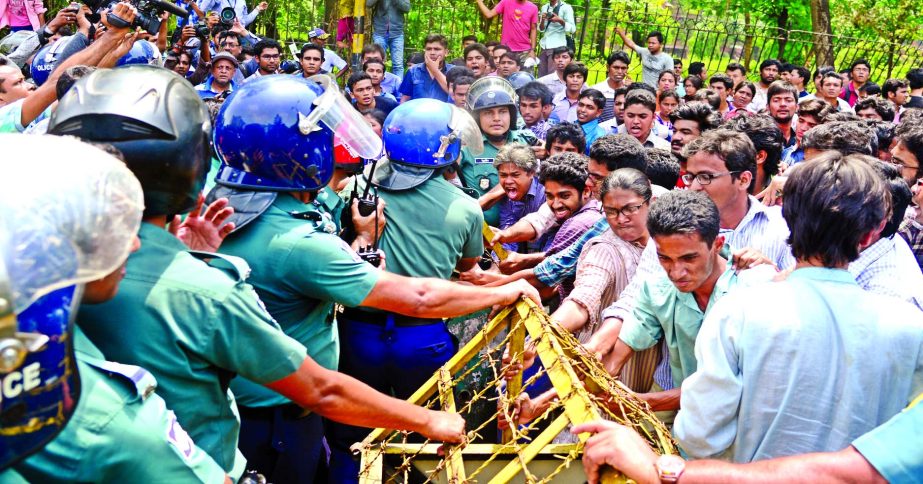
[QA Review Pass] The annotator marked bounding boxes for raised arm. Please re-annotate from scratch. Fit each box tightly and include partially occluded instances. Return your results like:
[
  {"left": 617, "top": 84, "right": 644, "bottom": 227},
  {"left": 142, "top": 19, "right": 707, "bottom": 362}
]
[
  {"left": 615, "top": 26, "right": 639, "bottom": 52},
  {"left": 475, "top": 0, "right": 499, "bottom": 19}
]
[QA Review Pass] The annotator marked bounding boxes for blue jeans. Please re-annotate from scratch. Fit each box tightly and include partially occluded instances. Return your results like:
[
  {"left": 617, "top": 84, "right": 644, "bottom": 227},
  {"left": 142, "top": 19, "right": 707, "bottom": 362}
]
[
  {"left": 327, "top": 316, "right": 457, "bottom": 484},
  {"left": 372, "top": 31, "right": 405, "bottom": 78}
]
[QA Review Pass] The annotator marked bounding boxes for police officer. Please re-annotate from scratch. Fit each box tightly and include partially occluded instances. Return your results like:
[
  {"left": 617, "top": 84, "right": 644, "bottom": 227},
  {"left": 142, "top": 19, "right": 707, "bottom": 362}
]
[
  {"left": 48, "top": 66, "right": 469, "bottom": 481},
  {"left": 207, "top": 76, "right": 541, "bottom": 483},
  {"left": 458, "top": 76, "right": 539, "bottom": 226},
  {"left": 0, "top": 135, "right": 227, "bottom": 482}
]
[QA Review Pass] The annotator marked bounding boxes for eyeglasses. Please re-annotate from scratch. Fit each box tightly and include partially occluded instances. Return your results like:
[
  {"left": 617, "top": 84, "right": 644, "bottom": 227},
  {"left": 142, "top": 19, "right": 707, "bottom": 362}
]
[
  {"left": 890, "top": 159, "right": 919, "bottom": 171},
  {"left": 603, "top": 198, "right": 650, "bottom": 218},
  {"left": 260, "top": 54, "right": 281, "bottom": 60},
  {"left": 681, "top": 171, "right": 741, "bottom": 186},
  {"left": 220, "top": 42, "right": 240, "bottom": 48}
]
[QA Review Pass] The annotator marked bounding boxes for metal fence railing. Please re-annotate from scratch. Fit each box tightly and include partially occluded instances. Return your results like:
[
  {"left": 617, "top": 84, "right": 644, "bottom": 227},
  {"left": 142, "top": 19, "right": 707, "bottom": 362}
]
[{"left": 36, "top": 0, "right": 923, "bottom": 84}]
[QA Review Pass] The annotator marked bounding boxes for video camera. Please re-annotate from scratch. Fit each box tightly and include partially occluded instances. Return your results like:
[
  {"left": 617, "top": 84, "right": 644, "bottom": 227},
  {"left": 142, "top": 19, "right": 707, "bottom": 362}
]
[{"left": 82, "top": 0, "right": 189, "bottom": 34}]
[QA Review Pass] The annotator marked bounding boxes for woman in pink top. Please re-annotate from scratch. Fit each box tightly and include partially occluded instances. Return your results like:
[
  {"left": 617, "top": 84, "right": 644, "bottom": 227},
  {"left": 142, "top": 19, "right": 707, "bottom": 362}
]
[{"left": 1, "top": 0, "right": 46, "bottom": 31}]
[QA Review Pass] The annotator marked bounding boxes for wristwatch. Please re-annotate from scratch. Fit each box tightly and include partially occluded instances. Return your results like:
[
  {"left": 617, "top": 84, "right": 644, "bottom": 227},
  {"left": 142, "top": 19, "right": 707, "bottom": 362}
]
[{"left": 655, "top": 454, "right": 686, "bottom": 483}]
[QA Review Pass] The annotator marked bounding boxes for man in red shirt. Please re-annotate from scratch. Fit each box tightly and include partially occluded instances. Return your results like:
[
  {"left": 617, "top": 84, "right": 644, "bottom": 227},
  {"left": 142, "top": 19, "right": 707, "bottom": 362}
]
[{"left": 840, "top": 59, "right": 871, "bottom": 107}]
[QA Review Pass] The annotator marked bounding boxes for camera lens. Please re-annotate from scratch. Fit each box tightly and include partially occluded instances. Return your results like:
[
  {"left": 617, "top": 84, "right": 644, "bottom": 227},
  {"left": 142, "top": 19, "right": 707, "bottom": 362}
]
[{"left": 220, "top": 7, "right": 236, "bottom": 24}]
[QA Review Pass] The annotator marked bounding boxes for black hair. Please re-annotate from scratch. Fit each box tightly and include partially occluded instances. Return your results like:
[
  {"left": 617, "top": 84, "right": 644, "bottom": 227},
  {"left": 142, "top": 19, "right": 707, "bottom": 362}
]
[
  {"left": 721, "top": 114, "right": 783, "bottom": 188},
  {"left": 347, "top": 71, "right": 372, "bottom": 91},
  {"left": 780, "top": 62, "right": 794, "bottom": 73},
  {"left": 855, "top": 97, "right": 896, "bottom": 122},
  {"left": 563, "top": 62, "right": 588, "bottom": 80},
  {"left": 657, "top": 70, "right": 677, "bottom": 84},
  {"left": 626, "top": 82, "right": 657, "bottom": 96},
  {"left": 866, "top": 120, "right": 896, "bottom": 157},
  {"left": 644, "top": 148, "right": 681, "bottom": 188},
  {"left": 882, "top": 78, "right": 909, "bottom": 99},
  {"left": 670, "top": 101, "right": 721, "bottom": 131},
  {"left": 362, "top": 108, "right": 387, "bottom": 126},
  {"left": 56, "top": 66, "right": 96, "bottom": 101},
  {"left": 659, "top": 88, "right": 680, "bottom": 104},
  {"left": 253, "top": 38, "right": 281, "bottom": 58},
  {"left": 871, "top": 160, "right": 909, "bottom": 239},
  {"left": 552, "top": 46, "right": 574, "bottom": 59},
  {"left": 693, "top": 88, "right": 722, "bottom": 110},
  {"left": 624, "top": 89, "right": 656, "bottom": 113},
  {"left": 424, "top": 33, "right": 448, "bottom": 48},
  {"left": 759, "top": 59, "right": 782, "bottom": 71},
  {"left": 647, "top": 190, "right": 720, "bottom": 246},
  {"left": 363, "top": 58, "right": 386, "bottom": 71},
  {"left": 859, "top": 82, "right": 881, "bottom": 96},
  {"left": 300, "top": 43, "right": 325, "bottom": 60},
  {"left": 539, "top": 152, "right": 589, "bottom": 192},
  {"left": 589, "top": 134, "right": 647, "bottom": 172},
  {"left": 545, "top": 122, "right": 587, "bottom": 153},
  {"left": 798, "top": 98, "right": 828, "bottom": 121},
  {"left": 647, "top": 31, "right": 664, "bottom": 43},
  {"left": 579, "top": 88, "right": 606, "bottom": 110},
  {"left": 683, "top": 74, "right": 703, "bottom": 92},
  {"left": 606, "top": 51, "right": 630, "bottom": 67},
  {"left": 447, "top": 66, "right": 475, "bottom": 85},
  {"left": 688, "top": 61, "right": 706, "bottom": 77},
  {"left": 783, "top": 152, "right": 890, "bottom": 266},
  {"left": 464, "top": 43, "right": 490, "bottom": 63},
  {"left": 734, "top": 81, "right": 757, "bottom": 97},
  {"left": 820, "top": 71, "right": 843, "bottom": 87},
  {"left": 361, "top": 43, "right": 386, "bottom": 59},
  {"left": 894, "top": 126, "right": 923, "bottom": 180},
  {"left": 767, "top": 80, "right": 799, "bottom": 101},
  {"left": 709, "top": 73, "right": 733, "bottom": 90},
  {"left": 802, "top": 121, "right": 878, "bottom": 156},
  {"left": 519, "top": 81, "right": 553, "bottom": 105},
  {"left": 790, "top": 66, "right": 810, "bottom": 82},
  {"left": 462, "top": 34, "right": 478, "bottom": 43},
  {"left": 907, "top": 68, "right": 923, "bottom": 90},
  {"left": 850, "top": 58, "right": 871, "bottom": 72},
  {"left": 452, "top": 75, "right": 475, "bottom": 89}
]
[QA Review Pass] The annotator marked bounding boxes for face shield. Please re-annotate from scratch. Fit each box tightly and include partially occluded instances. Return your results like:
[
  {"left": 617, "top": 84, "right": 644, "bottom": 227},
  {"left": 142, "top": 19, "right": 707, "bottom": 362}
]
[
  {"left": 444, "top": 105, "right": 484, "bottom": 158},
  {"left": 300, "top": 75, "right": 384, "bottom": 160}
]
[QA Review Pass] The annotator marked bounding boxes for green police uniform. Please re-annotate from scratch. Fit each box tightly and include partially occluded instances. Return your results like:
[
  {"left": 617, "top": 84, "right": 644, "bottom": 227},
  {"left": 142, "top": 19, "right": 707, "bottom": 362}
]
[
  {"left": 315, "top": 185, "right": 346, "bottom": 233},
  {"left": 218, "top": 194, "right": 380, "bottom": 406},
  {"left": 77, "top": 223, "right": 308, "bottom": 480},
  {"left": 374, "top": 176, "right": 484, "bottom": 279},
  {"left": 458, "top": 129, "right": 535, "bottom": 227},
  {"left": 11, "top": 327, "right": 227, "bottom": 483}
]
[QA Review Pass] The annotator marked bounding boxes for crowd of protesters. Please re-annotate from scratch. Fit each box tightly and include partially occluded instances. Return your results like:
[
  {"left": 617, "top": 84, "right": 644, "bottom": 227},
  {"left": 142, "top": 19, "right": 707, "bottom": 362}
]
[{"left": 0, "top": 0, "right": 922, "bottom": 483}]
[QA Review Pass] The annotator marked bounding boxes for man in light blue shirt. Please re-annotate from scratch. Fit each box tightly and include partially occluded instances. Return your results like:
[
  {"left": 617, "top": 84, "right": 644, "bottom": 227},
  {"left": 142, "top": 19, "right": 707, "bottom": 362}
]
[
  {"left": 536, "top": 0, "right": 575, "bottom": 77},
  {"left": 675, "top": 152, "right": 923, "bottom": 462},
  {"left": 604, "top": 191, "right": 773, "bottom": 413}
]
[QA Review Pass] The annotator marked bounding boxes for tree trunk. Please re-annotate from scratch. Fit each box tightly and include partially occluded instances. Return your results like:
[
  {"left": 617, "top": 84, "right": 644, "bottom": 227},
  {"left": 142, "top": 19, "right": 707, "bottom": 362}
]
[
  {"left": 810, "top": 0, "right": 834, "bottom": 66},
  {"left": 776, "top": 7, "right": 789, "bottom": 60},
  {"left": 595, "top": 0, "right": 613, "bottom": 58},
  {"left": 743, "top": 13, "right": 753, "bottom": 71}
]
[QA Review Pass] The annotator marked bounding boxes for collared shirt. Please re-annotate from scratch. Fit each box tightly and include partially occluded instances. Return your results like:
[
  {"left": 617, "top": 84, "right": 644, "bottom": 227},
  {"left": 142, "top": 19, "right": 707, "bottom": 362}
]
[
  {"left": 615, "top": 124, "right": 672, "bottom": 150},
  {"left": 194, "top": 75, "right": 236, "bottom": 99},
  {"left": 398, "top": 63, "right": 452, "bottom": 102},
  {"left": 78, "top": 223, "right": 307, "bottom": 479},
  {"left": 620, "top": 264, "right": 773, "bottom": 389},
  {"left": 381, "top": 71, "right": 402, "bottom": 99},
  {"left": 537, "top": 72, "right": 565, "bottom": 96},
  {"left": 674, "top": 267, "right": 923, "bottom": 462},
  {"left": 852, "top": 395, "right": 923, "bottom": 483},
  {"left": 197, "top": 0, "right": 260, "bottom": 26},
  {"left": 590, "top": 78, "right": 628, "bottom": 122},
  {"left": 527, "top": 118, "right": 555, "bottom": 139},
  {"left": 848, "top": 234, "right": 923, "bottom": 310},
  {"left": 550, "top": 90, "right": 580, "bottom": 122},
  {"left": 580, "top": 118, "right": 606, "bottom": 152},
  {"left": 13, "top": 327, "right": 228, "bottom": 483},
  {"left": 602, "top": 196, "right": 794, "bottom": 323},
  {"left": 898, "top": 218, "right": 923, "bottom": 272},
  {"left": 499, "top": 176, "right": 546, "bottom": 252},
  {"left": 218, "top": 195, "right": 380, "bottom": 408},
  {"left": 546, "top": 199, "right": 604, "bottom": 297},
  {"left": 537, "top": 0, "right": 575, "bottom": 49},
  {"left": 535, "top": 216, "right": 608, "bottom": 286}
]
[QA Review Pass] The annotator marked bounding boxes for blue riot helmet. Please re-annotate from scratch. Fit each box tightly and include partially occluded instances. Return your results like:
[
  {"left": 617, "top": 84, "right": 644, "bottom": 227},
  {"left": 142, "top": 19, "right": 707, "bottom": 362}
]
[
  {"left": 507, "top": 71, "right": 534, "bottom": 90},
  {"left": 373, "top": 99, "right": 483, "bottom": 191},
  {"left": 116, "top": 39, "right": 159, "bottom": 67},
  {"left": 0, "top": 134, "right": 144, "bottom": 469},
  {"left": 48, "top": 66, "right": 211, "bottom": 218},
  {"left": 29, "top": 43, "right": 55, "bottom": 86},
  {"left": 213, "top": 74, "right": 382, "bottom": 192},
  {"left": 466, "top": 76, "right": 519, "bottom": 123}
]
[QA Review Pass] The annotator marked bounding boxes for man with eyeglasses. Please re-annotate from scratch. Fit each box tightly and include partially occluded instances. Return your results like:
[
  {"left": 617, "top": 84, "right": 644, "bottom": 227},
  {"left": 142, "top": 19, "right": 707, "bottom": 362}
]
[{"left": 248, "top": 38, "right": 281, "bottom": 79}]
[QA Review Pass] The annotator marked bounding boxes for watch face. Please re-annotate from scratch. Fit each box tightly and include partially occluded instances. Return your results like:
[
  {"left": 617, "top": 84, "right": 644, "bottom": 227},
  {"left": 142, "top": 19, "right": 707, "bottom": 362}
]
[{"left": 657, "top": 454, "right": 686, "bottom": 477}]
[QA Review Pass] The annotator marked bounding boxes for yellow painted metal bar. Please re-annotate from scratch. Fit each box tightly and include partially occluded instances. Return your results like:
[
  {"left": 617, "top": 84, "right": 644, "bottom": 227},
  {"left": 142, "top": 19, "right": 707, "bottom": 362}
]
[
  {"left": 357, "top": 304, "right": 518, "bottom": 447},
  {"left": 376, "top": 443, "right": 580, "bottom": 455},
  {"left": 437, "top": 368, "right": 467, "bottom": 482},
  {"left": 489, "top": 411, "right": 571, "bottom": 484},
  {"left": 501, "top": 316, "right": 526, "bottom": 443},
  {"left": 482, "top": 222, "right": 509, "bottom": 261}
]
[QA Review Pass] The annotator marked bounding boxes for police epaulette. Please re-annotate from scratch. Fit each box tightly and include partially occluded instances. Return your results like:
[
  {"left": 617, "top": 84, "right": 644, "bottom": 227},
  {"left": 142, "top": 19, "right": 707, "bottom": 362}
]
[{"left": 187, "top": 251, "right": 252, "bottom": 282}]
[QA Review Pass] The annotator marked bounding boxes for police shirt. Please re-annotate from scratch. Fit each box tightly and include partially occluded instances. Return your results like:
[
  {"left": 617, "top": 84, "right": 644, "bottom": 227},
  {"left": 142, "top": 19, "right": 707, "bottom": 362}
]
[
  {"left": 218, "top": 194, "right": 380, "bottom": 408},
  {"left": 77, "top": 223, "right": 308, "bottom": 479},
  {"left": 458, "top": 129, "right": 535, "bottom": 227},
  {"left": 11, "top": 326, "right": 228, "bottom": 483}
]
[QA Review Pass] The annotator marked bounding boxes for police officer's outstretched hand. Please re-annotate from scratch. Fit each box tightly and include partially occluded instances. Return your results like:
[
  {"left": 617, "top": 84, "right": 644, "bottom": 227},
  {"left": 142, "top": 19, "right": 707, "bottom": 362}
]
[
  {"left": 421, "top": 410, "right": 466, "bottom": 444},
  {"left": 169, "top": 193, "right": 235, "bottom": 252}
]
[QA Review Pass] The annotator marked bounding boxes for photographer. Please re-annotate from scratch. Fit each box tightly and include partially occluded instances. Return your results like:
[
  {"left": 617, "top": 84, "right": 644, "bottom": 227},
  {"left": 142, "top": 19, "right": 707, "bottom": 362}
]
[{"left": 196, "top": 0, "right": 267, "bottom": 27}]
